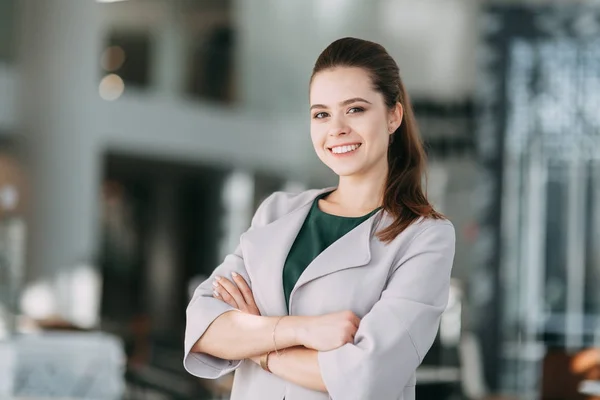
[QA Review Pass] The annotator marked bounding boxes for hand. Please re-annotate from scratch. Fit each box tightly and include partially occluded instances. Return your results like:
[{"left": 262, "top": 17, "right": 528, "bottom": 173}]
[
  {"left": 297, "top": 311, "right": 360, "bottom": 351},
  {"left": 212, "top": 272, "right": 261, "bottom": 316}
]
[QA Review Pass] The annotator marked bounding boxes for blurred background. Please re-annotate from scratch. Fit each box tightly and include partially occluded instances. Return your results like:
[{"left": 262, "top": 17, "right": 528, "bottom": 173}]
[{"left": 0, "top": 0, "right": 599, "bottom": 399}]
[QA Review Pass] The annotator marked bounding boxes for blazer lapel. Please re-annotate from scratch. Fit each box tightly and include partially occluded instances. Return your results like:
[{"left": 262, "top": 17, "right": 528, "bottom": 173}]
[
  {"left": 288, "top": 210, "right": 384, "bottom": 309},
  {"left": 241, "top": 189, "right": 331, "bottom": 316}
]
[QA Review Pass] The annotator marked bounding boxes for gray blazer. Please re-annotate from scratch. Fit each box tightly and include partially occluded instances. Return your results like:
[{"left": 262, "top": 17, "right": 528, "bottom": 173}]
[{"left": 184, "top": 188, "right": 455, "bottom": 400}]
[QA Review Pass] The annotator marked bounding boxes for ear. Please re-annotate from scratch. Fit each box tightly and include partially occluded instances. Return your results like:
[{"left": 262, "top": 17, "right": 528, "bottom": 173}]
[{"left": 388, "top": 102, "right": 404, "bottom": 133}]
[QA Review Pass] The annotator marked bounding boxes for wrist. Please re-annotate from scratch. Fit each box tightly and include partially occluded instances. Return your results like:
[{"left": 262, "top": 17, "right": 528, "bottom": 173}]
[{"left": 279, "top": 316, "right": 309, "bottom": 347}]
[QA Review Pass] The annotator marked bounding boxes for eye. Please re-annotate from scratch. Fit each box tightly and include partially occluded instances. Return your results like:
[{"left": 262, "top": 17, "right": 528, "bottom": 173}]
[
  {"left": 313, "top": 111, "right": 329, "bottom": 119},
  {"left": 347, "top": 107, "right": 365, "bottom": 114}
]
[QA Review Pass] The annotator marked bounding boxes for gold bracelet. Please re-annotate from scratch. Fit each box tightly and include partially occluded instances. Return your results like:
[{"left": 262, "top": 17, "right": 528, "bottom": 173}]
[
  {"left": 260, "top": 351, "right": 272, "bottom": 373},
  {"left": 273, "top": 316, "right": 284, "bottom": 356}
]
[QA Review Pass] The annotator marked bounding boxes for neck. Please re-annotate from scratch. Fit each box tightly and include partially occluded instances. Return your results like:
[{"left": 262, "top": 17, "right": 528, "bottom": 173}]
[{"left": 330, "top": 165, "right": 388, "bottom": 213}]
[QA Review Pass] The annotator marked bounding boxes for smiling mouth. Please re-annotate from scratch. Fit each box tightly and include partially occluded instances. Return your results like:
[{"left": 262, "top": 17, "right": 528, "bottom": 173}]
[{"left": 328, "top": 143, "right": 362, "bottom": 154}]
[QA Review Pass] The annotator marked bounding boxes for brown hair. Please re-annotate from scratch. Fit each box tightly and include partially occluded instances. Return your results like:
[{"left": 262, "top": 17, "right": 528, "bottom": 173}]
[{"left": 311, "top": 37, "right": 444, "bottom": 242}]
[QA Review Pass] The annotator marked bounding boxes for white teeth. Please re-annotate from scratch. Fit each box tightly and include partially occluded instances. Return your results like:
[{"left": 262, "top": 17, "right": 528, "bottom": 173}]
[{"left": 331, "top": 144, "right": 360, "bottom": 154}]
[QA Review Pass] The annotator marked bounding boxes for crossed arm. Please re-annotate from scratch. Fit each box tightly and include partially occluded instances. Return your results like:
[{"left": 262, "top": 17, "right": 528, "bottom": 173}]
[{"left": 194, "top": 272, "right": 353, "bottom": 392}]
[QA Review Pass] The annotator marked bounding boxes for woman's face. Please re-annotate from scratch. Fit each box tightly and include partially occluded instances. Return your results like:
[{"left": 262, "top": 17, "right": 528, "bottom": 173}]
[{"left": 309, "top": 67, "right": 401, "bottom": 179}]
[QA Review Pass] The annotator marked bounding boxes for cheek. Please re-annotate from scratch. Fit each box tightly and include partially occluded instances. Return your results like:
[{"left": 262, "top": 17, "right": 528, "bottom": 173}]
[
  {"left": 360, "top": 122, "right": 388, "bottom": 150},
  {"left": 310, "top": 125, "right": 326, "bottom": 148}
]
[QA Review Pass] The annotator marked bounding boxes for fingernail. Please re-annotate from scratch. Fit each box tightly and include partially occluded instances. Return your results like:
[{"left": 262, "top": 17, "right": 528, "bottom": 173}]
[
  {"left": 213, "top": 290, "right": 220, "bottom": 297},
  {"left": 212, "top": 280, "right": 219, "bottom": 287},
  {"left": 231, "top": 272, "right": 238, "bottom": 277},
  {"left": 214, "top": 275, "right": 222, "bottom": 281}
]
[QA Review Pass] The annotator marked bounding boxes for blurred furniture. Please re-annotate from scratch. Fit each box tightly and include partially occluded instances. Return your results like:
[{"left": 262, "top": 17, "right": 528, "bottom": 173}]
[
  {"left": 542, "top": 348, "right": 600, "bottom": 400},
  {"left": 0, "top": 332, "right": 125, "bottom": 399},
  {"left": 0, "top": 339, "right": 15, "bottom": 396},
  {"left": 580, "top": 380, "right": 600, "bottom": 397},
  {"left": 416, "top": 365, "right": 461, "bottom": 400}
]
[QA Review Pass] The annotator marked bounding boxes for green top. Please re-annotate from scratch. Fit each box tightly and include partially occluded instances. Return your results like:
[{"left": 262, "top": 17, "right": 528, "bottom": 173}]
[{"left": 282, "top": 192, "right": 381, "bottom": 311}]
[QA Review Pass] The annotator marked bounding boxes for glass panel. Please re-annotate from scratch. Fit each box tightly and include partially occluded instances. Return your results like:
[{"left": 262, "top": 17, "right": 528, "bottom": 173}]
[{"left": 501, "top": 38, "right": 600, "bottom": 394}]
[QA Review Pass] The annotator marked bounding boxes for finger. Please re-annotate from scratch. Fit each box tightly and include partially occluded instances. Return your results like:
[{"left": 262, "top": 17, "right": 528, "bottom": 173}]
[
  {"left": 212, "top": 288, "right": 225, "bottom": 301},
  {"left": 215, "top": 276, "right": 246, "bottom": 309},
  {"left": 214, "top": 287, "right": 238, "bottom": 309},
  {"left": 231, "top": 272, "right": 257, "bottom": 307},
  {"left": 344, "top": 332, "right": 355, "bottom": 345},
  {"left": 212, "top": 276, "right": 238, "bottom": 308},
  {"left": 213, "top": 287, "right": 239, "bottom": 309},
  {"left": 349, "top": 327, "right": 358, "bottom": 340},
  {"left": 347, "top": 313, "right": 360, "bottom": 328},
  {"left": 344, "top": 311, "right": 360, "bottom": 329}
]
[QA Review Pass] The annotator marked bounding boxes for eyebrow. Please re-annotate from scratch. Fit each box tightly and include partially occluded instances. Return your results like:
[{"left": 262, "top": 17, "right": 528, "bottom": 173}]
[{"left": 310, "top": 97, "right": 372, "bottom": 111}]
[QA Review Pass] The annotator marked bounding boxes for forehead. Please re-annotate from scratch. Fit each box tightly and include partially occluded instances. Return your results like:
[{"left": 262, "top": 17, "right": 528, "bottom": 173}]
[{"left": 310, "top": 67, "right": 376, "bottom": 104}]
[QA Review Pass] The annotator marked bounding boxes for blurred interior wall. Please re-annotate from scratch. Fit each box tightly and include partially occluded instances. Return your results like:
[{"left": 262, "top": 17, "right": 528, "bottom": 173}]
[{"left": 235, "top": 0, "right": 478, "bottom": 114}]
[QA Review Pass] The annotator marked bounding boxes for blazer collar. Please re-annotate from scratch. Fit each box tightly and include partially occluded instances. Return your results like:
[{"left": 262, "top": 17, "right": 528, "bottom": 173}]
[{"left": 241, "top": 188, "right": 384, "bottom": 316}]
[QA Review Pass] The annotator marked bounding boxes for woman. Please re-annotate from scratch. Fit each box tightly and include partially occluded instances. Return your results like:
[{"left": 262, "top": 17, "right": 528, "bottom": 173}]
[{"left": 184, "top": 37, "right": 455, "bottom": 400}]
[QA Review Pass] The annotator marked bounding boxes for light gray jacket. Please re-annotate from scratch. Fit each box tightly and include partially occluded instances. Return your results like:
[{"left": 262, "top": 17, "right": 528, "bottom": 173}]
[{"left": 184, "top": 188, "right": 455, "bottom": 400}]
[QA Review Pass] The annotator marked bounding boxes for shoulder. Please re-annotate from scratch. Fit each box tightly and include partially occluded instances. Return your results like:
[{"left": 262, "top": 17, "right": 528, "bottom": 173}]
[
  {"left": 409, "top": 218, "right": 455, "bottom": 252},
  {"left": 386, "top": 214, "right": 456, "bottom": 268},
  {"left": 409, "top": 217, "right": 455, "bottom": 241},
  {"left": 250, "top": 187, "right": 333, "bottom": 227},
  {"left": 378, "top": 215, "right": 455, "bottom": 259}
]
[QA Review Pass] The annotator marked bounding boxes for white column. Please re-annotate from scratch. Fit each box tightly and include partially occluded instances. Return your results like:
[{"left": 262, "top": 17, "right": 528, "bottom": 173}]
[
  {"left": 16, "top": 1, "right": 103, "bottom": 322},
  {"left": 151, "top": 0, "right": 187, "bottom": 97}
]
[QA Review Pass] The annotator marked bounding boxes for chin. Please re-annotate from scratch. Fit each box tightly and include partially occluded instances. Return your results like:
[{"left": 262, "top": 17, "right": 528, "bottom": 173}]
[
  {"left": 328, "top": 164, "right": 363, "bottom": 177},
  {"left": 317, "top": 152, "right": 367, "bottom": 177}
]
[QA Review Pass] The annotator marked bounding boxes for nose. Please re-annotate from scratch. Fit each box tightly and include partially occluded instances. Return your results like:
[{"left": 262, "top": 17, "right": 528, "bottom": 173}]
[{"left": 328, "top": 116, "right": 349, "bottom": 137}]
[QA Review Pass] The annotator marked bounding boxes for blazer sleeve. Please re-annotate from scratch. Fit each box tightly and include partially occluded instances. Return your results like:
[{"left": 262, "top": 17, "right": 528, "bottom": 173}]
[
  {"left": 183, "top": 193, "right": 275, "bottom": 379},
  {"left": 317, "top": 221, "right": 456, "bottom": 399}
]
